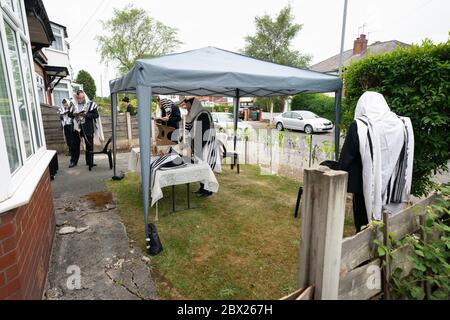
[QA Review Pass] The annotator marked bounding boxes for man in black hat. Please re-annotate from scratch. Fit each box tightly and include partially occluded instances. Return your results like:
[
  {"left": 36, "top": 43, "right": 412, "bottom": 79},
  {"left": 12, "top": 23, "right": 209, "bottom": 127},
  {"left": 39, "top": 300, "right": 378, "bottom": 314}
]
[{"left": 122, "top": 96, "right": 136, "bottom": 116}]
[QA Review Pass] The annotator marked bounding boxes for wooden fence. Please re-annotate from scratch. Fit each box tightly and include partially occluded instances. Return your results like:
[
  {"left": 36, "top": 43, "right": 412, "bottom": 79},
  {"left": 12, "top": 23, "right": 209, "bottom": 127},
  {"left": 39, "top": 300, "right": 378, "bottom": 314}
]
[
  {"left": 40, "top": 104, "right": 139, "bottom": 153},
  {"left": 282, "top": 166, "right": 439, "bottom": 300}
]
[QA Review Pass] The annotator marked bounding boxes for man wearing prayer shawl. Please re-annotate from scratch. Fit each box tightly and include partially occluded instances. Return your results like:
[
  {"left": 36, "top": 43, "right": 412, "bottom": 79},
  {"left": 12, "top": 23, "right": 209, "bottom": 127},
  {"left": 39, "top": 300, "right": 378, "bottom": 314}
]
[
  {"left": 180, "top": 97, "right": 221, "bottom": 197},
  {"left": 339, "top": 92, "right": 415, "bottom": 233}
]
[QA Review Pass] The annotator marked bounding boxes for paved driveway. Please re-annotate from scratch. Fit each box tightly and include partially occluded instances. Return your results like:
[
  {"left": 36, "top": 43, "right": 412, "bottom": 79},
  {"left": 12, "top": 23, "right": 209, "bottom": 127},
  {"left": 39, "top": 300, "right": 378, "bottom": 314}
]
[{"left": 46, "top": 152, "right": 157, "bottom": 300}]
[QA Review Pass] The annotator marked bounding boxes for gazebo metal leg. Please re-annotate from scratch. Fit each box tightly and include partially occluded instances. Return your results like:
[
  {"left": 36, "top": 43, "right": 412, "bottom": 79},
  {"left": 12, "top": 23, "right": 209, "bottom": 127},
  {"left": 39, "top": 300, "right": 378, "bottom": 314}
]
[
  {"left": 187, "top": 184, "right": 191, "bottom": 209},
  {"left": 172, "top": 185, "right": 176, "bottom": 212}
]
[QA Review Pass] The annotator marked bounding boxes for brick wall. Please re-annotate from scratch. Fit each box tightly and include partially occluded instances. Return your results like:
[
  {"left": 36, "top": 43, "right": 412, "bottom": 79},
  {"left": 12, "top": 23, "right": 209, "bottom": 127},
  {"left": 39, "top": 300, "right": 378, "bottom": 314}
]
[{"left": 0, "top": 170, "right": 55, "bottom": 300}]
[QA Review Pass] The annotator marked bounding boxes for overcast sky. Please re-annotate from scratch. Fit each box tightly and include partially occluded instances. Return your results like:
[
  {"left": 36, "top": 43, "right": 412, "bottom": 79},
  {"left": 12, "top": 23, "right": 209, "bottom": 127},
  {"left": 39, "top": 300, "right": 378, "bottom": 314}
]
[{"left": 42, "top": 0, "right": 450, "bottom": 97}]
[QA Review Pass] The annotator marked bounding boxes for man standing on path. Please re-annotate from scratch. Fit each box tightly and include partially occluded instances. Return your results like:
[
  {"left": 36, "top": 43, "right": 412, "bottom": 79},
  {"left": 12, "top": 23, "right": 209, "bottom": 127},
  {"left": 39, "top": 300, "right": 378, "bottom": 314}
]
[
  {"left": 59, "top": 99, "right": 77, "bottom": 168},
  {"left": 70, "top": 90, "right": 99, "bottom": 171}
]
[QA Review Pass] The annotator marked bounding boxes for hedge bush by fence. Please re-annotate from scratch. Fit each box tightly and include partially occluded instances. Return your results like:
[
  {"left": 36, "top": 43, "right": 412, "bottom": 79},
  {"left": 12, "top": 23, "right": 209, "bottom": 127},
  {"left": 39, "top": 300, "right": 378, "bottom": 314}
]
[
  {"left": 343, "top": 38, "right": 450, "bottom": 196},
  {"left": 291, "top": 93, "right": 336, "bottom": 122}
]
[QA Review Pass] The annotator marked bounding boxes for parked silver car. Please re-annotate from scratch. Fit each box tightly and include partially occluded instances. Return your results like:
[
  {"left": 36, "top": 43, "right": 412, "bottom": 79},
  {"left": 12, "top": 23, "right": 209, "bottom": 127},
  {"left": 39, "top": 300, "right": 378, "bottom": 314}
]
[
  {"left": 212, "top": 112, "right": 251, "bottom": 133},
  {"left": 274, "top": 111, "right": 334, "bottom": 134}
]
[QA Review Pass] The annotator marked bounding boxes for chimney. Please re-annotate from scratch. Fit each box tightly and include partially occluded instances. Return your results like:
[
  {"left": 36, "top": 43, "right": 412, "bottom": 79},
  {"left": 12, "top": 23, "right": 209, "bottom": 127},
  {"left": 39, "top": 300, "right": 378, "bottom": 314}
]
[{"left": 353, "top": 34, "right": 368, "bottom": 55}]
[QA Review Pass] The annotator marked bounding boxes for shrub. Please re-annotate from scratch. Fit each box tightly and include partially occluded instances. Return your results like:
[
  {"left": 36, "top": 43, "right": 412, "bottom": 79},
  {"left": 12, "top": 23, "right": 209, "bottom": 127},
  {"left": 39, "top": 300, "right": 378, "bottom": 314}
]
[
  {"left": 75, "top": 70, "right": 97, "bottom": 99},
  {"left": 343, "top": 38, "right": 450, "bottom": 196},
  {"left": 291, "top": 93, "right": 336, "bottom": 121}
]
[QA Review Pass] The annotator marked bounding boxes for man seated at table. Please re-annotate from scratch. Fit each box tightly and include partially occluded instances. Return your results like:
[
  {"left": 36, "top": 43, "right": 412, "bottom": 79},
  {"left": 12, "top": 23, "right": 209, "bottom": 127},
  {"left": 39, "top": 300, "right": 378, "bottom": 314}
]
[
  {"left": 179, "top": 97, "right": 221, "bottom": 197},
  {"left": 156, "top": 96, "right": 182, "bottom": 130}
]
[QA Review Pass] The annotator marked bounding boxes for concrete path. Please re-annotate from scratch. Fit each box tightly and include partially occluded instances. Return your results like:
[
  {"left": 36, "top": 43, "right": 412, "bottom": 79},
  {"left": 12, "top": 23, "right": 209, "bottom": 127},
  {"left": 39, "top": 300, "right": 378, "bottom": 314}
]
[
  {"left": 51, "top": 153, "right": 129, "bottom": 198},
  {"left": 46, "top": 153, "right": 157, "bottom": 300}
]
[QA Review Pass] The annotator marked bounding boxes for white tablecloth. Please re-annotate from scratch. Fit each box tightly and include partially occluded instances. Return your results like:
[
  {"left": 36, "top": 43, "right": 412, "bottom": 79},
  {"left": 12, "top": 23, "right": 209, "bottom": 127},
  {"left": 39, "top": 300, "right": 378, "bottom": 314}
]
[
  {"left": 127, "top": 148, "right": 220, "bottom": 207},
  {"left": 151, "top": 163, "right": 219, "bottom": 207}
]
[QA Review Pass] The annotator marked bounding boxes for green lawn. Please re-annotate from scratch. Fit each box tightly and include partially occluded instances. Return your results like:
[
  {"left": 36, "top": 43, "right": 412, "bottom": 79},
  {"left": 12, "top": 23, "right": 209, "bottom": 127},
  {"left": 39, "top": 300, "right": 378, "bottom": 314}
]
[{"left": 107, "top": 165, "right": 355, "bottom": 300}]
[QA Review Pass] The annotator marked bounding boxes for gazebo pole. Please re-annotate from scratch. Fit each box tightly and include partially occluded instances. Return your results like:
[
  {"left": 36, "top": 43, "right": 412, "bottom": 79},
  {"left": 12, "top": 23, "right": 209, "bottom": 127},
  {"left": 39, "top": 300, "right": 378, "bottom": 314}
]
[
  {"left": 233, "top": 89, "right": 240, "bottom": 151},
  {"left": 111, "top": 92, "right": 120, "bottom": 180},
  {"left": 136, "top": 85, "right": 153, "bottom": 244},
  {"left": 334, "top": 89, "right": 343, "bottom": 161}
]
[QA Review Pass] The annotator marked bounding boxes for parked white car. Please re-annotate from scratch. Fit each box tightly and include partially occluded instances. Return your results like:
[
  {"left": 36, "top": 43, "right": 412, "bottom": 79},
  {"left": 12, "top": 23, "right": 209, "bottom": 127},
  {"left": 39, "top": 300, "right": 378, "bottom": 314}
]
[
  {"left": 212, "top": 112, "right": 251, "bottom": 134},
  {"left": 274, "top": 111, "right": 334, "bottom": 134}
]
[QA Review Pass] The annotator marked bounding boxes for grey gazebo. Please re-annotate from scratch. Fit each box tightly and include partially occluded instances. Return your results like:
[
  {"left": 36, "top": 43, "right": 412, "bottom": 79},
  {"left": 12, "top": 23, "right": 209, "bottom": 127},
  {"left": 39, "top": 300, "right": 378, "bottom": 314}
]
[{"left": 109, "top": 47, "right": 343, "bottom": 234}]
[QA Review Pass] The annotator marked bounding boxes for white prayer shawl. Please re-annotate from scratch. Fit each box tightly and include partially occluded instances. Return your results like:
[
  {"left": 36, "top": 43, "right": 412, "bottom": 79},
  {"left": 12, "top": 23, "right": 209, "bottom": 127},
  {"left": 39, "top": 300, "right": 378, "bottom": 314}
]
[
  {"left": 72, "top": 96, "right": 104, "bottom": 146},
  {"left": 355, "top": 92, "right": 414, "bottom": 221},
  {"left": 186, "top": 99, "right": 222, "bottom": 173},
  {"left": 94, "top": 115, "right": 105, "bottom": 146},
  {"left": 58, "top": 105, "right": 73, "bottom": 127}
]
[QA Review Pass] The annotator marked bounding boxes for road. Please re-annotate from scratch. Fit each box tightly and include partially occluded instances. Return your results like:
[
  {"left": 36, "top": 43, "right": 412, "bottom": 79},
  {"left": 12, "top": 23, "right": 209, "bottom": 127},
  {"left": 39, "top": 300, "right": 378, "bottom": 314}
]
[{"left": 244, "top": 120, "right": 338, "bottom": 147}]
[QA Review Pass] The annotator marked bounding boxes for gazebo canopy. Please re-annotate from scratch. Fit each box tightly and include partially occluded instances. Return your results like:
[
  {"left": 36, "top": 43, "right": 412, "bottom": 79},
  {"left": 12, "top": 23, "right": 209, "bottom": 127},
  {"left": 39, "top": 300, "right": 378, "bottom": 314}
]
[
  {"left": 110, "top": 47, "right": 342, "bottom": 96},
  {"left": 109, "top": 47, "right": 343, "bottom": 243}
]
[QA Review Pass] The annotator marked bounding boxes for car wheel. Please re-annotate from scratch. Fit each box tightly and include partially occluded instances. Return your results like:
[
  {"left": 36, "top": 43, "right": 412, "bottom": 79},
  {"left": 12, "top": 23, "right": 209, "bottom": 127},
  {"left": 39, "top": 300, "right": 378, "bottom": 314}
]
[
  {"left": 276, "top": 122, "right": 284, "bottom": 131},
  {"left": 304, "top": 125, "right": 313, "bottom": 135}
]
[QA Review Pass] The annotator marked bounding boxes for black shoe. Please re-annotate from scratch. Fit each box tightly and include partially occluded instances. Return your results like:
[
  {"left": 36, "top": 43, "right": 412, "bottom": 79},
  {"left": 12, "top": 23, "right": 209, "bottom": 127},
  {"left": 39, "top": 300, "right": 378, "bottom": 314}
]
[
  {"left": 69, "top": 162, "right": 76, "bottom": 168},
  {"left": 193, "top": 187, "right": 205, "bottom": 195},
  {"left": 197, "top": 190, "right": 213, "bottom": 198}
]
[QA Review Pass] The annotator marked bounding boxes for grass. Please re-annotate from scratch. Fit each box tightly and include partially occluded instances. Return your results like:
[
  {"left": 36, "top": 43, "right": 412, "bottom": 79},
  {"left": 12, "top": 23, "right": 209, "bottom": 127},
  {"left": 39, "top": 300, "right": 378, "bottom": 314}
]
[{"left": 107, "top": 165, "right": 355, "bottom": 300}]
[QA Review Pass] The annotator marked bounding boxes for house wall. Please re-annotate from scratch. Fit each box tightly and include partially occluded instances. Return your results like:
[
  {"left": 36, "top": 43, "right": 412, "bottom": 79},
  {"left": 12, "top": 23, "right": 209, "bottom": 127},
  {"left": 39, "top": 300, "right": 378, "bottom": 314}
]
[
  {"left": 0, "top": 170, "right": 55, "bottom": 300},
  {"left": 43, "top": 48, "right": 71, "bottom": 71}
]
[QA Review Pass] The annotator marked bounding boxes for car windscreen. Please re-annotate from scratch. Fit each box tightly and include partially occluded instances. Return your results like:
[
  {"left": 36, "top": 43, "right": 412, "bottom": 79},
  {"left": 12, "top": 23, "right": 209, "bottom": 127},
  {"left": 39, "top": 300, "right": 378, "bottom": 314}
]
[{"left": 297, "top": 111, "right": 320, "bottom": 120}]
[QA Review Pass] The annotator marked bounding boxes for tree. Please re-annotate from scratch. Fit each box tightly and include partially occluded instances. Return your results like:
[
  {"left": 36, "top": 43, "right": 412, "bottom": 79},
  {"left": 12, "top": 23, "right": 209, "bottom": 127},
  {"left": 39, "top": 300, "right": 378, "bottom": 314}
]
[
  {"left": 242, "top": 5, "right": 311, "bottom": 68},
  {"left": 75, "top": 70, "right": 96, "bottom": 99},
  {"left": 242, "top": 5, "right": 311, "bottom": 115},
  {"left": 97, "top": 5, "right": 182, "bottom": 75}
]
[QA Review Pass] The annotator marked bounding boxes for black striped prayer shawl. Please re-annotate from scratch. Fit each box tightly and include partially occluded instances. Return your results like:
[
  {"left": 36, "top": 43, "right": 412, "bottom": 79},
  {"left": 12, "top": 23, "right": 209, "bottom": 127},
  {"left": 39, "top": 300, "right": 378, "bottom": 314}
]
[
  {"left": 354, "top": 92, "right": 414, "bottom": 221},
  {"left": 185, "top": 107, "right": 219, "bottom": 173}
]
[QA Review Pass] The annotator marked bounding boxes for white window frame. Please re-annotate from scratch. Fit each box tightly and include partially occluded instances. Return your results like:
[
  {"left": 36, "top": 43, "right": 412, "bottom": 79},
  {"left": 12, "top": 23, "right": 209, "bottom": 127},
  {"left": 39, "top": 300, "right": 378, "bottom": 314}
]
[
  {"left": 36, "top": 72, "right": 47, "bottom": 104},
  {"left": 52, "top": 81, "right": 71, "bottom": 105},
  {"left": 0, "top": 0, "right": 47, "bottom": 202},
  {"left": 48, "top": 24, "right": 66, "bottom": 53}
]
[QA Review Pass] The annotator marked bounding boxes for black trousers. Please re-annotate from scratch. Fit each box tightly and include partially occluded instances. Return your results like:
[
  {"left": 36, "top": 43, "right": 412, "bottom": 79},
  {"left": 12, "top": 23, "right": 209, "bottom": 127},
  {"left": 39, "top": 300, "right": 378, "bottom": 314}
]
[
  {"left": 73, "top": 129, "right": 94, "bottom": 167},
  {"left": 64, "top": 125, "right": 77, "bottom": 163},
  {"left": 352, "top": 193, "right": 369, "bottom": 233}
]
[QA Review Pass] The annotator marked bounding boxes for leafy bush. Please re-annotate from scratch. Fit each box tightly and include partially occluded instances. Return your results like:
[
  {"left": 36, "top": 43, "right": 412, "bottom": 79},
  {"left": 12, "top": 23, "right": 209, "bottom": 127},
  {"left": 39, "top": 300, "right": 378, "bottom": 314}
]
[
  {"left": 291, "top": 93, "right": 336, "bottom": 122},
  {"left": 343, "top": 38, "right": 450, "bottom": 196},
  {"left": 254, "top": 97, "right": 285, "bottom": 112},
  {"left": 375, "top": 185, "right": 450, "bottom": 300}
]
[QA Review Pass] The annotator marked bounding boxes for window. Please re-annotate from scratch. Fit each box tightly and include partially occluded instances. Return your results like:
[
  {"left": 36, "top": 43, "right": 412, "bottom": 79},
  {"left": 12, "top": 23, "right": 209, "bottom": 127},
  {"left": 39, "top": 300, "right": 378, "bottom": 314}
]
[
  {"left": 0, "top": 1, "right": 47, "bottom": 202},
  {"left": 4, "top": 0, "right": 13, "bottom": 10},
  {"left": 12, "top": 0, "right": 25, "bottom": 31},
  {"left": 36, "top": 74, "right": 46, "bottom": 104},
  {"left": 5, "top": 22, "right": 34, "bottom": 157},
  {"left": 3, "top": 0, "right": 25, "bottom": 31},
  {"left": 50, "top": 26, "right": 64, "bottom": 52},
  {"left": 283, "top": 112, "right": 292, "bottom": 119},
  {"left": 52, "top": 82, "right": 70, "bottom": 106},
  {"left": 20, "top": 39, "right": 42, "bottom": 148},
  {"left": 0, "top": 36, "right": 21, "bottom": 173}
]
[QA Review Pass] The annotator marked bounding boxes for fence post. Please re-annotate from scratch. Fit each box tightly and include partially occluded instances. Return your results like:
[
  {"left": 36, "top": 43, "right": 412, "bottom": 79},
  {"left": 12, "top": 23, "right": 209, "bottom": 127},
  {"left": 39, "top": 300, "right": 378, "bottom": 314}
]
[
  {"left": 126, "top": 112, "right": 133, "bottom": 148},
  {"left": 299, "top": 166, "right": 348, "bottom": 300}
]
